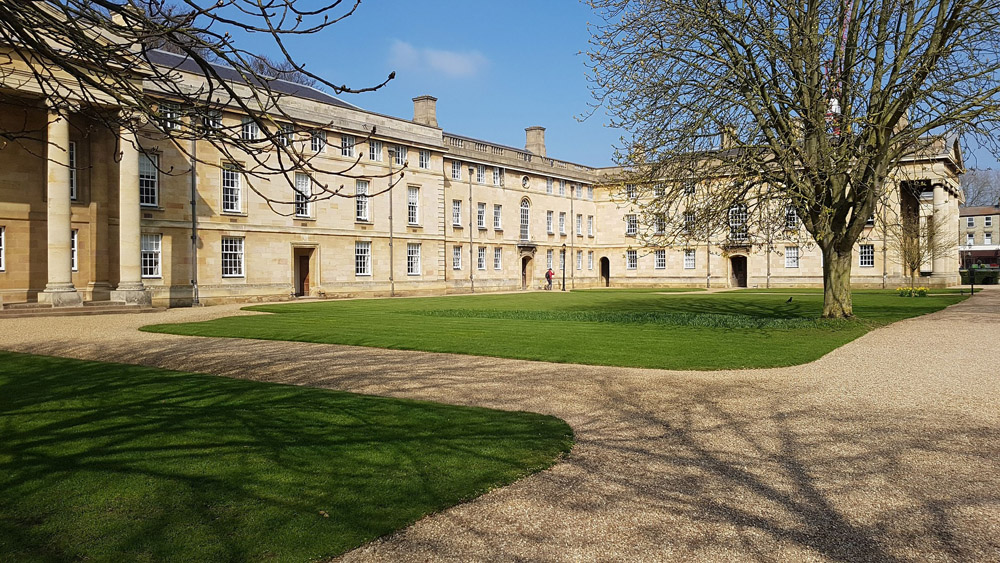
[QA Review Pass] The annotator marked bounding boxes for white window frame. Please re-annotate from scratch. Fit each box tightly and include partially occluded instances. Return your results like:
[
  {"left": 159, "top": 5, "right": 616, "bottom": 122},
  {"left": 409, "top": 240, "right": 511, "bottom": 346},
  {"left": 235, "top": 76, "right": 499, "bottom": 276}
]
[
  {"left": 369, "top": 140, "right": 383, "bottom": 161},
  {"left": 654, "top": 214, "right": 666, "bottom": 235},
  {"left": 547, "top": 249, "right": 554, "bottom": 269},
  {"left": 967, "top": 233, "right": 976, "bottom": 245},
  {"left": 655, "top": 249, "right": 666, "bottom": 270},
  {"left": 341, "top": 134, "right": 355, "bottom": 157},
  {"left": 452, "top": 199, "right": 462, "bottom": 226},
  {"left": 559, "top": 180, "right": 566, "bottom": 196},
  {"left": 241, "top": 117, "right": 258, "bottom": 141},
  {"left": 69, "top": 141, "right": 77, "bottom": 200},
  {"left": 406, "top": 243, "right": 421, "bottom": 276},
  {"left": 559, "top": 212, "right": 566, "bottom": 235},
  {"left": 311, "top": 130, "right": 327, "bottom": 153},
  {"left": 477, "top": 246, "right": 487, "bottom": 270},
  {"left": 453, "top": 245, "right": 462, "bottom": 270},
  {"left": 546, "top": 211, "right": 554, "bottom": 234},
  {"left": 626, "top": 184, "right": 637, "bottom": 199},
  {"left": 476, "top": 164, "right": 486, "bottom": 183},
  {"left": 356, "top": 180, "right": 370, "bottom": 222},
  {"left": 684, "top": 249, "right": 696, "bottom": 269},
  {"left": 576, "top": 250, "right": 582, "bottom": 270},
  {"left": 70, "top": 229, "right": 78, "bottom": 272},
  {"left": 277, "top": 124, "right": 293, "bottom": 147},
  {"left": 139, "top": 153, "right": 159, "bottom": 207},
  {"left": 986, "top": 216, "right": 994, "bottom": 228},
  {"left": 477, "top": 202, "right": 486, "bottom": 229},
  {"left": 587, "top": 186, "right": 594, "bottom": 200},
  {"left": 419, "top": 150, "right": 430, "bottom": 169},
  {"left": 221, "top": 236, "right": 245, "bottom": 277},
  {"left": 394, "top": 145, "right": 407, "bottom": 166},
  {"left": 221, "top": 163, "right": 242, "bottom": 213},
  {"left": 451, "top": 161, "right": 462, "bottom": 180},
  {"left": 785, "top": 246, "right": 800, "bottom": 268},
  {"left": 0, "top": 226, "right": 5, "bottom": 271},
  {"left": 520, "top": 200, "right": 530, "bottom": 241},
  {"left": 560, "top": 249, "right": 565, "bottom": 270},
  {"left": 493, "top": 167, "right": 502, "bottom": 187},
  {"left": 626, "top": 214, "right": 638, "bottom": 236},
  {"left": 588, "top": 250, "right": 594, "bottom": 270},
  {"left": 684, "top": 212, "right": 695, "bottom": 233},
  {"left": 626, "top": 249, "right": 638, "bottom": 270},
  {"left": 859, "top": 244, "right": 875, "bottom": 268},
  {"left": 355, "top": 241, "right": 371, "bottom": 276},
  {"left": 494, "top": 204, "right": 502, "bottom": 230},
  {"left": 141, "top": 233, "right": 162, "bottom": 278},
  {"left": 494, "top": 247, "right": 502, "bottom": 270},
  {"left": 159, "top": 102, "right": 181, "bottom": 131},
  {"left": 407, "top": 187, "right": 420, "bottom": 225},
  {"left": 587, "top": 215, "right": 594, "bottom": 237},
  {"left": 786, "top": 205, "right": 799, "bottom": 230},
  {"left": 985, "top": 232, "right": 993, "bottom": 245},
  {"left": 576, "top": 214, "right": 583, "bottom": 235},
  {"left": 294, "top": 173, "right": 312, "bottom": 218},
  {"left": 546, "top": 178, "right": 553, "bottom": 194},
  {"left": 967, "top": 217, "right": 976, "bottom": 228}
]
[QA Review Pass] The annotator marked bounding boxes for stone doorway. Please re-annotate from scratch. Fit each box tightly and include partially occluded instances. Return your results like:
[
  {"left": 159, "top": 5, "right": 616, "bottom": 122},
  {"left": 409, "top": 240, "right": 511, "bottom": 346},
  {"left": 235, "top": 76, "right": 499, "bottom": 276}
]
[
  {"left": 521, "top": 256, "right": 532, "bottom": 290},
  {"left": 294, "top": 248, "right": 314, "bottom": 297},
  {"left": 600, "top": 257, "right": 610, "bottom": 287},
  {"left": 730, "top": 255, "right": 748, "bottom": 288}
]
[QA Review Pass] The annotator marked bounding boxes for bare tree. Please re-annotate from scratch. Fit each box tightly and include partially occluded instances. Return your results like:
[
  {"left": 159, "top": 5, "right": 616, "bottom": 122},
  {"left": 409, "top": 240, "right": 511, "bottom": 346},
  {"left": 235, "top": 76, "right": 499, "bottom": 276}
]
[
  {"left": 588, "top": 0, "right": 1000, "bottom": 317},
  {"left": 883, "top": 199, "right": 955, "bottom": 291},
  {"left": 0, "top": 0, "right": 400, "bottom": 212},
  {"left": 961, "top": 169, "right": 1000, "bottom": 207}
]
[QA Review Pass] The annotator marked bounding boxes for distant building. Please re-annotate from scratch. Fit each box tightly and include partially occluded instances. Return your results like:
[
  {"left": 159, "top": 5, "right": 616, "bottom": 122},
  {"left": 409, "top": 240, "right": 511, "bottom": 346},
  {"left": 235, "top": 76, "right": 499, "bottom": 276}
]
[
  {"left": 959, "top": 204, "right": 1000, "bottom": 267},
  {"left": 0, "top": 47, "right": 966, "bottom": 307}
]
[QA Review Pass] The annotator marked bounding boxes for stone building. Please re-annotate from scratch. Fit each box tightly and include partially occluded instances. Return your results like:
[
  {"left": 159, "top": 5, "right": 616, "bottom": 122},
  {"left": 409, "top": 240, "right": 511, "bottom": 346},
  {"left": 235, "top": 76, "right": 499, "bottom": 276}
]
[
  {"left": 0, "top": 49, "right": 966, "bottom": 308},
  {"left": 959, "top": 204, "right": 1000, "bottom": 267}
]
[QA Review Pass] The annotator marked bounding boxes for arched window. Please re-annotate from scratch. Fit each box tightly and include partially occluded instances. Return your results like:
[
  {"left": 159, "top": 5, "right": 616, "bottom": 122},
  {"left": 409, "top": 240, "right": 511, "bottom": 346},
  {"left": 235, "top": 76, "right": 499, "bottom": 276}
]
[
  {"left": 729, "top": 203, "right": 748, "bottom": 241},
  {"left": 520, "top": 199, "right": 530, "bottom": 241}
]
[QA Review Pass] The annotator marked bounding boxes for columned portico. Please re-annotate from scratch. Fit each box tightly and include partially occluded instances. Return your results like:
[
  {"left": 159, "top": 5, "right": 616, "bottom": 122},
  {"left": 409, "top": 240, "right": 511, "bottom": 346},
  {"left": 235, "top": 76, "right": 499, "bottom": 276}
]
[
  {"left": 110, "top": 125, "right": 151, "bottom": 305},
  {"left": 38, "top": 107, "right": 82, "bottom": 307}
]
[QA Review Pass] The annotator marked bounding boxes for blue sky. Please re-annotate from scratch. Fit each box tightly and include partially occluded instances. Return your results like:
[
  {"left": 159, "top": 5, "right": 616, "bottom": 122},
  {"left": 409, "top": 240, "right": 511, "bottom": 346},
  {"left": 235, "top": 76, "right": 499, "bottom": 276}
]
[{"left": 272, "top": 0, "right": 622, "bottom": 167}]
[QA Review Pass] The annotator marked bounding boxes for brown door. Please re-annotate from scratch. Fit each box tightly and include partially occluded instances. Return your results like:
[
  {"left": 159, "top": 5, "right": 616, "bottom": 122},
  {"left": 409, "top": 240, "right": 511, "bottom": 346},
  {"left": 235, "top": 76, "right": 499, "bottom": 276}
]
[
  {"left": 297, "top": 253, "right": 311, "bottom": 296},
  {"left": 731, "top": 256, "right": 748, "bottom": 288},
  {"left": 521, "top": 256, "right": 531, "bottom": 289}
]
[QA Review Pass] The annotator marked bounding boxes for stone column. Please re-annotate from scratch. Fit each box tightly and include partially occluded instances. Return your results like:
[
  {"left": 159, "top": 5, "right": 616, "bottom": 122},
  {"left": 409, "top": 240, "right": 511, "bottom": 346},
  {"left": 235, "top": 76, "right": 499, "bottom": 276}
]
[
  {"left": 932, "top": 185, "right": 948, "bottom": 275},
  {"left": 39, "top": 108, "right": 82, "bottom": 307},
  {"left": 110, "top": 125, "right": 151, "bottom": 305}
]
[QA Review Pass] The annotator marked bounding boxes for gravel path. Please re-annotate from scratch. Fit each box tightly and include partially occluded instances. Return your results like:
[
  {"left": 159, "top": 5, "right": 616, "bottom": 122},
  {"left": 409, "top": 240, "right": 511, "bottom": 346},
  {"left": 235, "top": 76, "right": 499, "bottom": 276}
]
[{"left": 1, "top": 290, "right": 998, "bottom": 562}]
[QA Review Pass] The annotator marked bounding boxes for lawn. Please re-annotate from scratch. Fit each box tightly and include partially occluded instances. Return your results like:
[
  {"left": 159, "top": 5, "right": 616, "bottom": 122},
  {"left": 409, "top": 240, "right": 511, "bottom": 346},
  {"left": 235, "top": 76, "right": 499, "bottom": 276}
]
[
  {"left": 0, "top": 351, "right": 573, "bottom": 562},
  {"left": 142, "top": 289, "right": 965, "bottom": 370}
]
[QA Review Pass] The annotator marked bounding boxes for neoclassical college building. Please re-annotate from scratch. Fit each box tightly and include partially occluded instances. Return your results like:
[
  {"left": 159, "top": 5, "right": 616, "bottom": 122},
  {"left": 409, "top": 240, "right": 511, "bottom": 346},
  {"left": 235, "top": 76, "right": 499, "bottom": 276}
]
[{"left": 0, "top": 49, "right": 966, "bottom": 308}]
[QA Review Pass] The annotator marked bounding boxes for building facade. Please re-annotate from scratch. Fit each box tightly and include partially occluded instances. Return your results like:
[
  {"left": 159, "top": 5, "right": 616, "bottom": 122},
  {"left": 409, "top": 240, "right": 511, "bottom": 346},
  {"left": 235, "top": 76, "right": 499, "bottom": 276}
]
[
  {"left": 959, "top": 204, "right": 1000, "bottom": 267},
  {"left": 0, "top": 50, "right": 966, "bottom": 308}
]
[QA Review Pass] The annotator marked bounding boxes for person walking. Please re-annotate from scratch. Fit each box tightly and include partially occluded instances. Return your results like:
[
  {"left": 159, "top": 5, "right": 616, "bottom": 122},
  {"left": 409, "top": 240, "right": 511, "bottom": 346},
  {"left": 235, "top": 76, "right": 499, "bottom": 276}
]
[{"left": 545, "top": 268, "right": 554, "bottom": 290}]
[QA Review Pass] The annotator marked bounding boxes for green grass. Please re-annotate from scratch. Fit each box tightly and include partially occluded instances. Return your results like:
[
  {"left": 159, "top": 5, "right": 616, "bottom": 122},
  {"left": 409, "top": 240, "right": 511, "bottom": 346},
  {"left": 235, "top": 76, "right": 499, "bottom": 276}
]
[
  {"left": 142, "top": 289, "right": 965, "bottom": 370},
  {"left": 0, "top": 351, "right": 573, "bottom": 562}
]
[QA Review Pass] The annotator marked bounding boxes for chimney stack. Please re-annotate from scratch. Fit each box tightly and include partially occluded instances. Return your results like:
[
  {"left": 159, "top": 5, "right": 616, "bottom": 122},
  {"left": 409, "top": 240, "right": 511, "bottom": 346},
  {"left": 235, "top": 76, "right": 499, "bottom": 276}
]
[
  {"left": 720, "top": 125, "right": 737, "bottom": 150},
  {"left": 412, "top": 95, "right": 438, "bottom": 127},
  {"left": 525, "top": 126, "right": 546, "bottom": 157}
]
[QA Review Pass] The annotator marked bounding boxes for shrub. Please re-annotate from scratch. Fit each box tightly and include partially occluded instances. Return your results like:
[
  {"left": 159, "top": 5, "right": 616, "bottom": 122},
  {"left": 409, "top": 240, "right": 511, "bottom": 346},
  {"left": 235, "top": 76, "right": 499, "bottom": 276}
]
[{"left": 897, "top": 287, "right": 929, "bottom": 297}]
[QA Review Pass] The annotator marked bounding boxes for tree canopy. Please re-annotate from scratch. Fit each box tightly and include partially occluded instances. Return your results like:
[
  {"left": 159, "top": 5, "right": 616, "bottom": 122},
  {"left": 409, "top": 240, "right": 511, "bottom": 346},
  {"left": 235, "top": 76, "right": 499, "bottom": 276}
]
[{"left": 588, "top": 0, "right": 999, "bottom": 317}]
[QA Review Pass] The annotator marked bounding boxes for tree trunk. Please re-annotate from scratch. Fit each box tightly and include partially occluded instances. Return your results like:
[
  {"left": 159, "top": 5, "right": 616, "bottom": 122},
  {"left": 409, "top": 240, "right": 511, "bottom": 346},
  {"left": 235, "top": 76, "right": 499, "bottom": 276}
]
[{"left": 821, "top": 246, "right": 854, "bottom": 318}]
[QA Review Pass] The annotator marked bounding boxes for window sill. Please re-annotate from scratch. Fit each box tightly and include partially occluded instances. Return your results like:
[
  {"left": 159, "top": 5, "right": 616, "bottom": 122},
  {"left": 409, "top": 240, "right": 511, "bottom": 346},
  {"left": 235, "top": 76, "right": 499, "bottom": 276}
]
[
  {"left": 494, "top": 228, "right": 503, "bottom": 232},
  {"left": 222, "top": 275, "right": 246, "bottom": 279},
  {"left": 221, "top": 211, "right": 247, "bottom": 217},
  {"left": 141, "top": 276, "right": 163, "bottom": 280},
  {"left": 478, "top": 227, "right": 488, "bottom": 231},
  {"left": 356, "top": 219, "right": 373, "bottom": 225},
  {"left": 356, "top": 273, "right": 372, "bottom": 277},
  {"left": 140, "top": 205, "right": 163, "bottom": 211},
  {"left": 452, "top": 224, "right": 463, "bottom": 228},
  {"left": 295, "top": 216, "right": 316, "bottom": 222}
]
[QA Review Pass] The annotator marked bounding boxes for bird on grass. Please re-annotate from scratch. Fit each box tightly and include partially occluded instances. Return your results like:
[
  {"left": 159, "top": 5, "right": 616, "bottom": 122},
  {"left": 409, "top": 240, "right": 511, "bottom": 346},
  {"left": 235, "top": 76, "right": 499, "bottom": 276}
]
[{"left": 785, "top": 296, "right": 793, "bottom": 303}]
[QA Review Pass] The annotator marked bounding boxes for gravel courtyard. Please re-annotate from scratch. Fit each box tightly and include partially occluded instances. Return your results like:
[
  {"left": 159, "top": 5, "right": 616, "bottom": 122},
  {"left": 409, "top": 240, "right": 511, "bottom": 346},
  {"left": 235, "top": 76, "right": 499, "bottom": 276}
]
[{"left": 1, "top": 290, "right": 997, "bottom": 562}]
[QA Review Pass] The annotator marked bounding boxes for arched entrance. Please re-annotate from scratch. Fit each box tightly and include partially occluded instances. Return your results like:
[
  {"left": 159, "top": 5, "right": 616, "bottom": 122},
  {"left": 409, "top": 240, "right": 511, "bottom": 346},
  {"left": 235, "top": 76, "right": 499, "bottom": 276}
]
[
  {"left": 730, "top": 255, "right": 748, "bottom": 288},
  {"left": 521, "top": 256, "right": 532, "bottom": 289},
  {"left": 600, "top": 257, "right": 610, "bottom": 287}
]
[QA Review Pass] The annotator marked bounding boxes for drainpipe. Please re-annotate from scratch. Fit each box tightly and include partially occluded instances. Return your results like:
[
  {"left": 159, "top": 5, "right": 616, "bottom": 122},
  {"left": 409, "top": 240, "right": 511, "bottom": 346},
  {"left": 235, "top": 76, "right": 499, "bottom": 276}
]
[
  {"left": 570, "top": 185, "right": 575, "bottom": 289},
  {"left": 190, "top": 136, "right": 199, "bottom": 306},
  {"left": 468, "top": 165, "right": 475, "bottom": 293},
  {"left": 388, "top": 149, "right": 395, "bottom": 297}
]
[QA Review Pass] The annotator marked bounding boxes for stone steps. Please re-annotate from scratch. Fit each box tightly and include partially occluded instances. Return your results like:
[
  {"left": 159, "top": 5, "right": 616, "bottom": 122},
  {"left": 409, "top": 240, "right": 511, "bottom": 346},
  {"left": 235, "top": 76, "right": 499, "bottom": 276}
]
[{"left": 0, "top": 302, "right": 162, "bottom": 318}]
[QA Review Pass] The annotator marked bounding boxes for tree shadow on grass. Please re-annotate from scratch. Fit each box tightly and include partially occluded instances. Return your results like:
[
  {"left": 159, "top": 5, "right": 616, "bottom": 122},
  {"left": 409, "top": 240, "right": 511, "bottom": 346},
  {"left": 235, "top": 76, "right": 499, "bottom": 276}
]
[{"left": 0, "top": 352, "right": 572, "bottom": 562}]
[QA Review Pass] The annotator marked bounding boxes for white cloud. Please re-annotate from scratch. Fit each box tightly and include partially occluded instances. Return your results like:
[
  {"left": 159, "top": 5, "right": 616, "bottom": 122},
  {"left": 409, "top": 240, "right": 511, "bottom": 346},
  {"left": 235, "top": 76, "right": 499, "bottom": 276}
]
[{"left": 389, "top": 40, "right": 488, "bottom": 78}]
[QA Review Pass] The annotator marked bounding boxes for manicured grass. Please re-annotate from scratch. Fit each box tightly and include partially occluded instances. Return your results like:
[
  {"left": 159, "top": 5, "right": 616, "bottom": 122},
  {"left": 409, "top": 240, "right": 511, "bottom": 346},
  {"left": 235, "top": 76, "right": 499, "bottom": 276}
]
[
  {"left": 142, "top": 289, "right": 965, "bottom": 370},
  {"left": 0, "top": 352, "right": 572, "bottom": 562}
]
